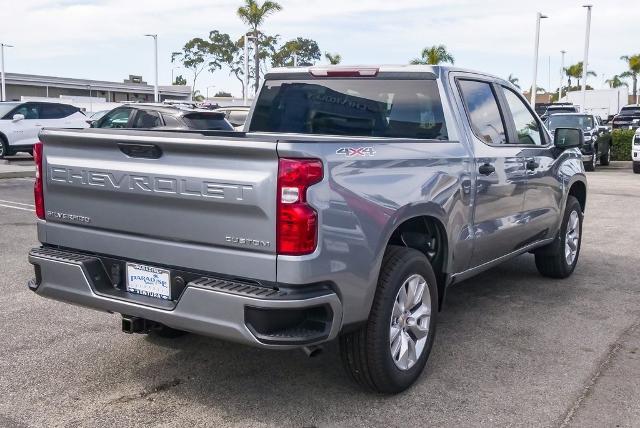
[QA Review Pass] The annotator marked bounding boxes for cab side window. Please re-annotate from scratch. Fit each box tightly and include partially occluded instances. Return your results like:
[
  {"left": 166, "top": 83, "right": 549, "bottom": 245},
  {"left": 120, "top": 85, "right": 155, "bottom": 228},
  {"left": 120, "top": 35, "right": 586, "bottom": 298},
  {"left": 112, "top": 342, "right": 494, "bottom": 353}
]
[
  {"left": 98, "top": 108, "right": 133, "bottom": 128},
  {"left": 458, "top": 80, "right": 507, "bottom": 145},
  {"left": 502, "top": 88, "right": 544, "bottom": 145}
]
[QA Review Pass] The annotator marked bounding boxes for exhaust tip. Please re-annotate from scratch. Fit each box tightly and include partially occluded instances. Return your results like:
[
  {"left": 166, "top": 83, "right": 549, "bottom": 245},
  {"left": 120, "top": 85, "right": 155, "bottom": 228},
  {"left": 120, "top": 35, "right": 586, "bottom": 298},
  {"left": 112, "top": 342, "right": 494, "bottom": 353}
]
[{"left": 302, "top": 345, "right": 324, "bottom": 358}]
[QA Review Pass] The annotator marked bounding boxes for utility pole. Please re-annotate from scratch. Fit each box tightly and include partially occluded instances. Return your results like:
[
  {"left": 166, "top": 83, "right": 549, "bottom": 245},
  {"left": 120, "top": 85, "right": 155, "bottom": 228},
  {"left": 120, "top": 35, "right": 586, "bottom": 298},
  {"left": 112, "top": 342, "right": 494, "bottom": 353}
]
[
  {"left": 244, "top": 34, "right": 249, "bottom": 105},
  {"left": 293, "top": 52, "right": 298, "bottom": 67},
  {"left": 145, "top": 34, "right": 159, "bottom": 102},
  {"left": 530, "top": 12, "right": 548, "bottom": 106},
  {"left": 581, "top": 5, "right": 592, "bottom": 113},
  {"left": 1, "top": 43, "right": 14, "bottom": 102},
  {"left": 559, "top": 50, "right": 566, "bottom": 101}
]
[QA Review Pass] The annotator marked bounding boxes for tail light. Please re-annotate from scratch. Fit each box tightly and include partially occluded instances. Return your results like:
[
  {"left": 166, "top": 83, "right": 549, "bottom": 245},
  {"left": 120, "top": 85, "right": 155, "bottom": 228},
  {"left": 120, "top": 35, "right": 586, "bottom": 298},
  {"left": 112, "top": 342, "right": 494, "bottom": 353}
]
[
  {"left": 33, "top": 141, "right": 45, "bottom": 219},
  {"left": 277, "top": 158, "right": 323, "bottom": 255},
  {"left": 309, "top": 67, "right": 378, "bottom": 77}
]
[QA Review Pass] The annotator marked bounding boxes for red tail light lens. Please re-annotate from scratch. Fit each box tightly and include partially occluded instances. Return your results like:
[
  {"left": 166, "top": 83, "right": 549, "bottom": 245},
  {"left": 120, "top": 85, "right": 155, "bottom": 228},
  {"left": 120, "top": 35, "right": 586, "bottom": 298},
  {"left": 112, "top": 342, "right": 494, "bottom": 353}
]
[
  {"left": 277, "top": 158, "right": 323, "bottom": 255},
  {"left": 33, "top": 141, "right": 45, "bottom": 219}
]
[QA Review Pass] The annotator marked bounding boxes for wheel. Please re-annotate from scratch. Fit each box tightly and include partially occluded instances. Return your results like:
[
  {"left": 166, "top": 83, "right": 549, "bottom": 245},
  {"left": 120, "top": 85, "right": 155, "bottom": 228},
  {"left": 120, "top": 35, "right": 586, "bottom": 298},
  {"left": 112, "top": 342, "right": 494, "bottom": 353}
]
[
  {"left": 583, "top": 153, "right": 596, "bottom": 171},
  {"left": 633, "top": 162, "right": 640, "bottom": 174},
  {"left": 600, "top": 145, "right": 610, "bottom": 166},
  {"left": 0, "top": 138, "right": 9, "bottom": 159},
  {"left": 339, "top": 246, "right": 438, "bottom": 393},
  {"left": 534, "top": 196, "right": 583, "bottom": 278}
]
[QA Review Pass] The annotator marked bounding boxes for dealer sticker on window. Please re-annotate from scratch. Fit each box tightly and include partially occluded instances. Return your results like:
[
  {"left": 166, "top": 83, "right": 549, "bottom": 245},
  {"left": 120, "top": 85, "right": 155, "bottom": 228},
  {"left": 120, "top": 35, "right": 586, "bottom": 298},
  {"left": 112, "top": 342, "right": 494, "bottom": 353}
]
[{"left": 126, "top": 263, "right": 171, "bottom": 300}]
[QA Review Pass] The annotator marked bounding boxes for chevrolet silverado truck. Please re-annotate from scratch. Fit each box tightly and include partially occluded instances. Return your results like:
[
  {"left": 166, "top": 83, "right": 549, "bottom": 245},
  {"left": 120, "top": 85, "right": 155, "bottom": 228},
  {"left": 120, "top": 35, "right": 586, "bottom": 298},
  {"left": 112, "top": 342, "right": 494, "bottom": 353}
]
[{"left": 28, "top": 65, "right": 588, "bottom": 393}]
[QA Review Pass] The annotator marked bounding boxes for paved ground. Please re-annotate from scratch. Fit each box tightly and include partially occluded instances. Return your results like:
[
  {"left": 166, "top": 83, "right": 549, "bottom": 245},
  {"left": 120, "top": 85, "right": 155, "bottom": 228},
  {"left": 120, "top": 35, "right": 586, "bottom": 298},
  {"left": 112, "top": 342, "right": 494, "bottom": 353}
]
[{"left": 0, "top": 168, "right": 638, "bottom": 428}]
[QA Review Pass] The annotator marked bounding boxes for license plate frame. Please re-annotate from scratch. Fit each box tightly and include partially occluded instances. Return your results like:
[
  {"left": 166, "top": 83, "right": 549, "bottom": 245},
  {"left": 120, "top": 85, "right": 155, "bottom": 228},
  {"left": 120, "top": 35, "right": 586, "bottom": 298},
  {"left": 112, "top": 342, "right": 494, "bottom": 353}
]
[{"left": 125, "top": 262, "right": 172, "bottom": 300}]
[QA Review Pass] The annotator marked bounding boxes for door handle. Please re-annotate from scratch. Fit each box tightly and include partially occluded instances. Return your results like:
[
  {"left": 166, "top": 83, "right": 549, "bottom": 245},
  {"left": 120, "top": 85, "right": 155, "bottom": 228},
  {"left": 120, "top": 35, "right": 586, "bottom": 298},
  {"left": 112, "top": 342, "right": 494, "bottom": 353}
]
[
  {"left": 525, "top": 159, "right": 539, "bottom": 171},
  {"left": 478, "top": 163, "right": 495, "bottom": 175}
]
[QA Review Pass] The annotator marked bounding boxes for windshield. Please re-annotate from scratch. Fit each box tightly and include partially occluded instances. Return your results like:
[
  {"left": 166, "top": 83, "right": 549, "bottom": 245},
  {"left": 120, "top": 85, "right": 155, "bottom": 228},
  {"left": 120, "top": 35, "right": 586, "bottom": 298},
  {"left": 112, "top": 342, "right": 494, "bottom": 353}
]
[
  {"left": 547, "top": 115, "right": 594, "bottom": 131},
  {"left": 250, "top": 79, "right": 448, "bottom": 140},
  {"left": 619, "top": 107, "right": 640, "bottom": 116},
  {"left": 0, "top": 102, "right": 19, "bottom": 118}
]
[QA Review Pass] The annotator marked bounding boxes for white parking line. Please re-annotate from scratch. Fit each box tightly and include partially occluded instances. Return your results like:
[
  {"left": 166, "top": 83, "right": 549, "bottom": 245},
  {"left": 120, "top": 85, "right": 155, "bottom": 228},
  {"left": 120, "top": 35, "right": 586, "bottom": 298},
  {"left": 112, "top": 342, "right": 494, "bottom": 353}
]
[
  {"left": 0, "top": 199, "right": 35, "bottom": 207},
  {"left": 0, "top": 203, "right": 35, "bottom": 212}
]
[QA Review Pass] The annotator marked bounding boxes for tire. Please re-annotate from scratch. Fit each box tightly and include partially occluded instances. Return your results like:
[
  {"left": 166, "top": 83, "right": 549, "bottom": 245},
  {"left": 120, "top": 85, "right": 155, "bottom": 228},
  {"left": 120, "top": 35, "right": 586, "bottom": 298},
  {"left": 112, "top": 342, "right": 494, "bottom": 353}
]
[
  {"left": 600, "top": 145, "right": 610, "bottom": 166},
  {"left": 633, "top": 162, "right": 640, "bottom": 174},
  {"left": 339, "top": 246, "right": 438, "bottom": 393},
  {"left": 0, "top": 138, "right": 9, "bottom": 159},
  {"left": 534, "top": 196, "right": 583, "bottom": 279}
]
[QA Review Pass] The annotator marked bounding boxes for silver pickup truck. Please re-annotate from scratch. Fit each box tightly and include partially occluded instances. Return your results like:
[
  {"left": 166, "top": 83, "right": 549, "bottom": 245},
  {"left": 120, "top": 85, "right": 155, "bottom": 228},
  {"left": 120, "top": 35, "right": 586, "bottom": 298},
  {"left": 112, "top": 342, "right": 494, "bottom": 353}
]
[{"left": 28, "top": 65, "right": 587, "bottom": 393}]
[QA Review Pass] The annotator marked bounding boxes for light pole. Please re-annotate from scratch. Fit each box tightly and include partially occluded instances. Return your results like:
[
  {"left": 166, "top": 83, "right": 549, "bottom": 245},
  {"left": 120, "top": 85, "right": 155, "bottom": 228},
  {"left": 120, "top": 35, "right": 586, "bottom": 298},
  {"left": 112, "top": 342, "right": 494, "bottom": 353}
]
[
  {"left": 206, "top": 85, "right": 216, "bottom": 100},
  {"left": 1, "top": 43, "right": 14, "bottom": 102},
  {"left": 559, "top": 50, "right": 566, "bottom": 102},
  {"left": 171, "top": 66, "right": 181, "bottom": 84},
  {"left": 293, "top": 52, "right": 298, "bottom": 67},
  {"left": 530, "top": 12, "right": 548, "bottom": 106},
  {"left": 580, "top": 5, "right": 592, "bottom": 113},
  {"left": 144, "top": 34, "right": 159, "bottom": 102}
]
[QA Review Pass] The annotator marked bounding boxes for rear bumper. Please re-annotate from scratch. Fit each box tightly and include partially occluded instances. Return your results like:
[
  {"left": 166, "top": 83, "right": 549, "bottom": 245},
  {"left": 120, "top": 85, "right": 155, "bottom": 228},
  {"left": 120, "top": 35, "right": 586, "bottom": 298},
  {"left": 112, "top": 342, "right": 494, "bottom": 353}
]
[{"left": 28, "top": 247, "right": 343, "bottom": 349}]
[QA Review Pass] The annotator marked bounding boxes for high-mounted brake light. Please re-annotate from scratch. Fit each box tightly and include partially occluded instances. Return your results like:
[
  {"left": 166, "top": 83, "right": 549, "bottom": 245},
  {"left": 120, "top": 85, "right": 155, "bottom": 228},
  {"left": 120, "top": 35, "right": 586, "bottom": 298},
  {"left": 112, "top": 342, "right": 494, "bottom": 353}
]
[
  {"left": 277, "top": 158, "right": 323, "bottom": 255},
  {"left": 309, "top": 67, "right": 379, "bottom": 77},
  {"left": 33, "top": 141, "right": 45, "bottom": 219}
]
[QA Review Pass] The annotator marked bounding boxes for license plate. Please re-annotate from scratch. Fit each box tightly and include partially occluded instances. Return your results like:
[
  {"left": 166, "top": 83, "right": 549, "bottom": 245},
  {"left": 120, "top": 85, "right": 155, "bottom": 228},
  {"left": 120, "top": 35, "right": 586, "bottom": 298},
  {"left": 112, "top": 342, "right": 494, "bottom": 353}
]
[{"left": 126, "top": 263, "right": 171, "bottom": 300}]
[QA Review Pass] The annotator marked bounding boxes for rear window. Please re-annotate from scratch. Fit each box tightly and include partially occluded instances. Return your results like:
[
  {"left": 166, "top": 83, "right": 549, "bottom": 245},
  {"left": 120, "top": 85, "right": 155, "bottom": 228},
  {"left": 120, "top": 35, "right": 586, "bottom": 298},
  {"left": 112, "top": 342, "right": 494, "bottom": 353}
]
[
  {"left": 249, "top": 79, "right": 448, "bottom": 140},
  {"left": 182, "top": 113, "right": 232, "bottom": 130},
  {"left": 620, "top": 107, "right": 640, "bottom": 116}
]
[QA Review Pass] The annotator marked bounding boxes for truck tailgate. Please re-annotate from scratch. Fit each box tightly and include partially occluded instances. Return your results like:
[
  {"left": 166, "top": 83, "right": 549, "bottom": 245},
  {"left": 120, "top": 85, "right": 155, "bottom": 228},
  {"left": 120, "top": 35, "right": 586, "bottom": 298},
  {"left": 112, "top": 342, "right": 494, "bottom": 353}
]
[{"left": 39, "top": 129, "right": 278, "bottom": 281}]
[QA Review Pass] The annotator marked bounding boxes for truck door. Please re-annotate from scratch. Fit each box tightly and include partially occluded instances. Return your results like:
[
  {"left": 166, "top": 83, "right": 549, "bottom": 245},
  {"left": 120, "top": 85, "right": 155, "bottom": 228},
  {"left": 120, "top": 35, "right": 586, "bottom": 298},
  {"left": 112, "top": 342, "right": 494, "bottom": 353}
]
[
  {"left": 456, "top": 78, "right": 529, "bottom": 267},
  {"left": 498, "top": 85, "right": 563, "bottom": 244}
]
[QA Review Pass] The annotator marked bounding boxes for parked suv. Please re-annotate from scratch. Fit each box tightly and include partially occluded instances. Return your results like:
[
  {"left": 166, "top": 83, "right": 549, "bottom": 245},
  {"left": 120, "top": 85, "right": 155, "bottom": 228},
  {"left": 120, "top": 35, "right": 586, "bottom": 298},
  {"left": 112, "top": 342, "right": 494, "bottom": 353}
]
[
  {"left": 546, "top": 113, "right": 611, "bottom": 171},
  {"left": 93, "top": 104, "right": 233, "bottom": 131},
  {"left": 611, "top": 104, "right": 640, "bottom": 130},
  {"left": 633, "top": 128, "right": 640, "bottom": 173},
  {"left": 28, "top": 66, "right": 587, "bottom": 393},
  {"left": 0, "top": 101, "right": 87, "bottom": 158},
  {"left": 540, "top": 103, "right": 579, "bottom": 121}
]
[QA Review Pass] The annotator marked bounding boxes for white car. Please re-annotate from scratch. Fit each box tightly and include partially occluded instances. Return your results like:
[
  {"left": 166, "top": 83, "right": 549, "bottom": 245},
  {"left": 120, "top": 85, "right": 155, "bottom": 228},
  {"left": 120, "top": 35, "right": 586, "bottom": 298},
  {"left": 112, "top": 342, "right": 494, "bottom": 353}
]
[
  {"left": 0, "top": 101, "right": 89, "bottom": 158},
  {"left": 633, "top": 128, "right": 640, "bottom": 174}
]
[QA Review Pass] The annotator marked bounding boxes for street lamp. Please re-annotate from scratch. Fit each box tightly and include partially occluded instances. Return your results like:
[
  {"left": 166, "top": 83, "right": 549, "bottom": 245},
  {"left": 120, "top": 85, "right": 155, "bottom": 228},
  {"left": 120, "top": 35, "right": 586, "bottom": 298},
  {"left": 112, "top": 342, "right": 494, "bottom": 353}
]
[
  {"left": 244, "top": 34, "right": 257, "bottom": 106},
  {"left": 171, "top": 66, "right": 181, "bottom": 84},
  {"left": 530, "top": 12, "right": 548, "bottom": 106},
  {"left": 1, "top": 43, "right": 14, "bottom": 102},
  {"left": 559, "top": 50, "right": 566, "bottom": 101},
  {"left": 144, "top": 34, "right": 159, "bottom": 102},
  {"left": 581, "top": 5, "right": 593, "bottom": 113},
  {"left": 206, "top": 85, "right": 216, "bottom": 99}
]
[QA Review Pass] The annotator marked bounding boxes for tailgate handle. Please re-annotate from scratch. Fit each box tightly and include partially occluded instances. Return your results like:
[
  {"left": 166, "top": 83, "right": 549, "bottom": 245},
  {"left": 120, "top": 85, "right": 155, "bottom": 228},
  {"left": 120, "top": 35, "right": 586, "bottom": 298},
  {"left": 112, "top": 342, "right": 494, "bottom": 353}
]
[{"left": 118, "top": 143, "right": 163, "bottom": 159}]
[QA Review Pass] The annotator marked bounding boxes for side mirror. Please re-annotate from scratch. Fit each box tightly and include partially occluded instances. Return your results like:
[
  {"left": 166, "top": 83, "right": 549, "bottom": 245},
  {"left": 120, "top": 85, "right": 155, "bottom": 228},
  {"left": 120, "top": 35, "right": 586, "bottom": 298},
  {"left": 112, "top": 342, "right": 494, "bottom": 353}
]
[
  {"left": 554, "top": 127, "right": 584, "bottom": 149},
  {"left": 12, "top": 113, "right": 25, "bottom": 121}
]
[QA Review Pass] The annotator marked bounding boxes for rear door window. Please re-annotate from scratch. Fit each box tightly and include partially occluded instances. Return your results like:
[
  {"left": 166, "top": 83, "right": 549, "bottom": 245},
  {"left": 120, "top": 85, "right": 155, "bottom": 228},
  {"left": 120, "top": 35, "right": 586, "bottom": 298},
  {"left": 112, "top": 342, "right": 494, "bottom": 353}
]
[
  {"left": 457, "top": 79, "right": 506, "bottom": 145},
  {"left": 133, "top": 110, "right": 162, "bottom": 128},
  {"left": 250, "top": 79, "right": 448, "bottom": 140},
  {"left": 39, "top": 104, "right": 68, "bottom": 119}
]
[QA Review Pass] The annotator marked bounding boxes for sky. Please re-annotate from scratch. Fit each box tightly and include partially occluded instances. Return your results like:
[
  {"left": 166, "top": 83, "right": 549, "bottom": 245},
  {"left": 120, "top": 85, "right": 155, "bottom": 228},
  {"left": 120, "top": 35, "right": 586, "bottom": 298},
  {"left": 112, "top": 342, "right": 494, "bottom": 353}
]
[{"left": 1, "top": 0, "right": 638, "bottom": 98}]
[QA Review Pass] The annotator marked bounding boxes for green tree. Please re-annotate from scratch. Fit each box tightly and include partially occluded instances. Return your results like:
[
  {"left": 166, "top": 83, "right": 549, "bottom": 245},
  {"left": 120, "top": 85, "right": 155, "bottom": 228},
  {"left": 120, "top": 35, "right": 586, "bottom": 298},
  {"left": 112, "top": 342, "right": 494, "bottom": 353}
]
[
  {"left": 325, "top": 52, "right": 342, "bottom": 65},
  {"left": 410, "top": 45, "right": 454, "bottom": 65},
  {"left": 173, "top": 75, "right": 187, "bottom": 85},
  {"left": 192, "top": 90, "right": 205, "bottom": 102},
  {"left": 237, "top": 0, "right": 283, "bottom": 93},
  {"left": 215, "top": 91, "right": 232, "bottom": 97},
  {"left": 507, "top": 74, "right": 520, "bottom": 88},
  {"left": 619, "top": 54, "right": 640, "bottom": 102},
  {"left": 171, "top": 38, "right": 211, "bottom": 98},
  {"left": 207, "top": 30, "right": 236, "bottom": 74},
  {"left": 564, "top": 62, "right": 596, "bottom": 88},
  {"left": 272, "top": 38, "right": 321, "bottom": 67},
  {"left": 605, "top": 75, "right": 628, "bottom": 89}
]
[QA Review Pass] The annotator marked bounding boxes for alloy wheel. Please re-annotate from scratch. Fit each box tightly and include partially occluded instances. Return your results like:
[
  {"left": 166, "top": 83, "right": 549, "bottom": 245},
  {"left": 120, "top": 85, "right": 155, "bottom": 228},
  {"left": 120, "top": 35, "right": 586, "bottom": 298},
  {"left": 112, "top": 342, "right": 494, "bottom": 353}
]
[
  {"left": 389, "top": 274, "right": 431, "bottom": 370},
  {"left": 565, "top": 210, "right": 580, "bottom": 265}
]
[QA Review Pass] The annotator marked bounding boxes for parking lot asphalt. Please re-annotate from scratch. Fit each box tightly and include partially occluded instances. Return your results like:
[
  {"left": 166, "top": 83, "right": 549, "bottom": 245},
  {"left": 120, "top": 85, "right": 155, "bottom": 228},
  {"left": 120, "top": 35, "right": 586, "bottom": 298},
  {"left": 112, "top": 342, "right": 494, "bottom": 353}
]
[{"left": 0, "top": 169, "right": 638, "bottom": 428}]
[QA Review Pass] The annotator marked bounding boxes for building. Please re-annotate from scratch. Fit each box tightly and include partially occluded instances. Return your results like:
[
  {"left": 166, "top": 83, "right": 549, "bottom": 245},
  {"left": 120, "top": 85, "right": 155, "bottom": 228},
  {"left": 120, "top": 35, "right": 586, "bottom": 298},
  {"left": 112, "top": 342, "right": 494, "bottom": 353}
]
[{"left": 1, "top": 73, "right": 191, "bottom": 103}]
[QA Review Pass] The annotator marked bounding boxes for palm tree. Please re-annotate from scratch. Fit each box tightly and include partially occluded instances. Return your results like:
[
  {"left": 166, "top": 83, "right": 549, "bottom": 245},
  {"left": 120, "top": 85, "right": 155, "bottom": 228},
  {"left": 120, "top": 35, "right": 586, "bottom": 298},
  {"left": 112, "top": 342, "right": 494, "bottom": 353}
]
[
  {"left": 192, "top": 89, "right": 205, "bottom": 102},
  {"left": 564, "top": 62, "right": 596, "bottom": 88},
  {"left": 620, "top": 54, "right": 640, "bottom": 103},
  {"left": 410, "top": 45, "right": 454, "bottom": 65},
  {"left": 507, "top": 74, "right": 520, "bottom": 88},
  {"left": 325, "top": 52, "right": 342, "bottom": 65},
  {"left": 237, "top": 0, "right": 282, "bottom": 94},
  {"left": 604, "top": 75, "right": 628, "bottom": 89}
]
